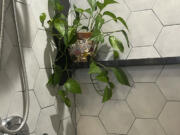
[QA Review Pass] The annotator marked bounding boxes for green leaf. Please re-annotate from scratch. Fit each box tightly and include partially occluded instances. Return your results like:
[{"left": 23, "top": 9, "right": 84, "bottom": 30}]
[
  {"left": 40, "top": 13, "right": 46, "bottom": 26},
  {"left": 94, "top": 14, "right": 105, "bottom": 30},
  {"left": 58, "top": 90, "right": 71, "bottom": 107},
  {"left": 74, "top": 7, "right": 84, "bottom": 13},
  {"left": 103, "top": 11, "right": 117, "bottom": 21},
  {"left": 55, "top": 3, "right": 64, "bottom": 11},
  {"left": 113, "top": 50, "right": 119, "bottom": 60},
  {"left": 53, "top": 65, "right": 63, "bottom": 85},
  {"left": 85, "top": 8, "right": 92, "bottom": 14},
  {"left": 109, "top": 82, "right": 115, "bottom": 89},
  {"left": 103, "top": 86, "right": 112, "bottom": 102},
  {"left": 54, "top": 18, "right": 65, "bottom": 36},
  {"left": 96, "top": 71, "right": 109, "bottom": 83},
  {"left": 88, "top": 61, "right": 102, "bottom": 74},
  {"left": 87, "top": 0, "right": 97, "bottom": 11},
  {"left": 64, "top": 79, "right": 82, "bottom": 94},
  {"left": 47, "top": 65, "right": 63, "bottom": 86},
  {"left": 90, "top": 32, "right": 104, "bottom": 43},
  {"left": 109, "top": 36, "right": 124, "bottom": 52},
  {"left": 97, "top": 0, "right": 117, "bottom": 11},
  {"left": 111, "top": 67, "right": 130, "bottom": 86},
  {"left": 47, "top": 74, "right": 54, "bottom": 86},
  {"left": 48, "top": 0, "right": 64, "bottom": 12},
  {"left": 120, "top": 30, "right": 130, "bottom": 47},
  {"left": 68, "top": 27, "right": 77, "bottom": 45},
  {"left": 97, "top": 2, "right": 104, "bottom": 11},
  {"left": 117, "top": 17, "right": 128, "bottom": 30}
]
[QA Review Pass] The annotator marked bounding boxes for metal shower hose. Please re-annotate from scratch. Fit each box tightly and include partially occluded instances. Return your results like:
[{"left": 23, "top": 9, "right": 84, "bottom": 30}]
[{"left": 0, "top": 0, "right": 30, "bottom": 134}]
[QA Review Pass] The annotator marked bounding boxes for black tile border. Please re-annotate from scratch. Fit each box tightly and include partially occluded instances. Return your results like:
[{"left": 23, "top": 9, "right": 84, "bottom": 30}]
[{"left": 73, "top": 57, "right": 180, "bottom": 68}]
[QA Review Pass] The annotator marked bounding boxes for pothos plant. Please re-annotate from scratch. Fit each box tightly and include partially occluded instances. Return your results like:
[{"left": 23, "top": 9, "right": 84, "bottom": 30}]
[{"left": 40, "top": 0, "right": 130, "bottom": 107}]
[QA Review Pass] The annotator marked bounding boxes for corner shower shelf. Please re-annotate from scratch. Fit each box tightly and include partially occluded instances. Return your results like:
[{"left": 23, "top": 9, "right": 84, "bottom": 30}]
[{"left": 73, "top": 57, "right": 180, "bottom": 68}]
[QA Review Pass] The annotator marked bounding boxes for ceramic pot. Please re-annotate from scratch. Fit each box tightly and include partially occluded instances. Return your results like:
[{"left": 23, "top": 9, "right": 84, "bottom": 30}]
[{"left": 69, "top": 32, "right": 94, "bottom": 62}]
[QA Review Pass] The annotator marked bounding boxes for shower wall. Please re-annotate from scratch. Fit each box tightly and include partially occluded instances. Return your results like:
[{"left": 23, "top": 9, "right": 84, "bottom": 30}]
[
  {"left": 0, "top": 0, "right": 75, "bottom": 135},
  {"left": 72, "top": 0, "right": 180, "bottom": 135}
]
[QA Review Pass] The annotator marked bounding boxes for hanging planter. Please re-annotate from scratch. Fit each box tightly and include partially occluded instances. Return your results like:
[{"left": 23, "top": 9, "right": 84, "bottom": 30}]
[
  {"left": 69, "top": 32, "right": 94, "bottom": 63},
  {"left": 39, "top": 0, "right": 131, "bottom": 107}
]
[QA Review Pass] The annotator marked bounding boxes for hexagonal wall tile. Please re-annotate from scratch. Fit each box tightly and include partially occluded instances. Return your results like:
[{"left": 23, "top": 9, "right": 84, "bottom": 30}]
[
  {"left": 23, "top": 48, "right": 40, "bottom": 90},
  {"left": 128, "top": 46, "right": 160, "bottom": 59},
  {"left": 127, "top": 83, "right": 166, "bottom": 118},
  {"left": 77, "top": 116, "right": 106, "bottom": 135},
  {"left": 76, "top": 84, "right": 104, "bottom": 116},
  {"left": 159, "top": 102, "right": 180, "bottom": 135},
  {"left": 34, "top": 69, "right": 56, "bottom": 108},
  {"left": 125, "top": 0, "right": 157, "bottom": 11},
  {"left": 102, "top": 0, "right": 130, "bottom": 32},
  {"left": 73, "top": 69, "right": 91, "bottom": 83},
  {"left": 1, "top": 30, "right": 13, "bottom": 69},
  {"left": 5, "top": 2, "right": 38, "bottom": 47},
  {"left": 17, "top": 0, "right": 32, "bottom": 4},
  {"left": 101, "top": 32, "right": 132, "bottom": 60},
  {"left": 5, "top": 47, "right": 39, "bottom": 90},
  {"left": 157, "top": 65, "right": 180, "bottom": 100},
  {"left": 127, "top": 10, "right": 162, "bottom": 47},
  {"left": 96, "top": 71, "right": 133, "bottom": 100},
  {"left": 30, "top": 0, "right": 51, "bottom": 28},
  {"left": 36, "top": 106, "right": 61, "bottom": 135},
  {"left": 153, "top": 0, "right": 180, "bottom": 25},
  {"left": 129, "top": 119, "right": 166, "bottom": 135},
  {"left": 99, "top": 101, "right": 135, "bottom": 134},
  {"left": 154, "top": 25, "right": 180, "bottom": 57},
  {"left": 126, "top": 65, "right": 163, "bottom": 82},
  {"left": 0, "top": 71, "right": 14, "bottom": 118},
  {"left": 16, "top": 2, "right": 38, "bottom": 47},
  {"left": 4, "top": 48, "right": 22, "bottom": 91},
  {"left": 8, "top": 91, "right": 40, "bottom": 133},
  {"left": 32, "top": 30, "right": 56, "bottom": 68},
  {"left": 58, "top": 117, "right": 75, "bottom": 135},
  {"left": 5, "top": 3, "right": 18, "bottom": 46}
]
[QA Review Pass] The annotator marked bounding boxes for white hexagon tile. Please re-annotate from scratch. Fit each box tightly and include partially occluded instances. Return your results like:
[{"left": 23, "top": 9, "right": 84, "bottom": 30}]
[
  {"left": 95, "top": 71, "right": 133, "bottom": 100},
  {"left": 0, "top": 30, "right": 13, "bottom": 69},
  {"left": 32, "top": 30, "right": 56, "bottom": 68},
  {"left": 127, "top": 10, "right": 162, "bottom": 47},
  {"left": 77, "top": 116, "right": 107, "bottom": 135},
  {"left": 0, "top": 71, "right": 14, "bottom": 118},
  {"left": 8, "top": 91, "right": 40, "bottom": 133},
  {"left": 154, "top": 25, "right": 180, "bottom": 57},
  {"left": 99, "top": 101, "right": 135, "bottom": 134},
  {"left": 35, "top": 106, "right": 61, "bottom": 135},
  {"left": 126, "top": 65, "right": 163, "bottom": 82},
  {"left": 34, "top": 69, "right": 56, "bottom": 108},
  {"left": 159, "top": 102, "right": 180, "bottom": 135},
  {"left": 127, "top": 83, "right": 166, "bottom": 118},
  {"left": 153, "top": 0, "right": 180, "bottom": 25},
  {"left": 102, "top": 0, "right": 130, "bottom": 32},
  {"left": 157, "top": 64, "right": 180, "bottom": 100},
  {"left": 5, "top": 48, "right": 22, "bottom": 92},
  {"left": 129, "top": 119, "right": 166, "bottom": 135},
  {"left": 76, "top": 84, "right": 104, "bottom": 116},
  {"left": 30, "top": 0, "right": 51, "bottom": 28},
  {"left": 15, "top": 2, "right": 38, "bottom": 47},
  {"left": 125, "top": 0, "right": 157, "bottom": 11}
]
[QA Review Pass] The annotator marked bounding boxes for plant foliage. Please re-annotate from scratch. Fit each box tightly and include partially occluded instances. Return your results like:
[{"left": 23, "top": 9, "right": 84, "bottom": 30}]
[{"left": 40, "top": 0, "right": 130, "bottom": 107}]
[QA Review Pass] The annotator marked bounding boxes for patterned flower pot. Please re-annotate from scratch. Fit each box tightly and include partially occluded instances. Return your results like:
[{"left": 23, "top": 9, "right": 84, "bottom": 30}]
[{"left": 69, "top": 32, "right": 94, "bottom": 62}]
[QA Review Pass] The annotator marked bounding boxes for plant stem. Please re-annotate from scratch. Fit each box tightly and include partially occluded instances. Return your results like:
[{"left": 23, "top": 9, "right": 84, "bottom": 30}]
[{"left": 90, "top": 74, "right": 103, "bottom": 96}]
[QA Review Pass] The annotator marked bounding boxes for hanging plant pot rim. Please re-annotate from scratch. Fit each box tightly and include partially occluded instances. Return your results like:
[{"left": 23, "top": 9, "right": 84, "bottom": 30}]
[{"left": 77, "top": 32, "right": 92, "bottom": 39}]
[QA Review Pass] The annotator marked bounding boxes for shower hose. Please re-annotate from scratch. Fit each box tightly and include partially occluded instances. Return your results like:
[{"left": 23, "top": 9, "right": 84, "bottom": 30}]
[{"left": 0, "top": 0, "right": 30, "bottom": 134}]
